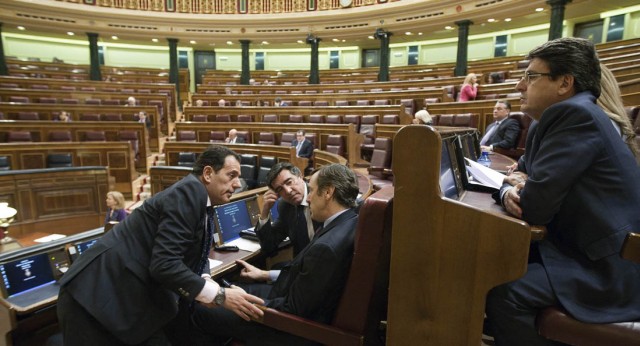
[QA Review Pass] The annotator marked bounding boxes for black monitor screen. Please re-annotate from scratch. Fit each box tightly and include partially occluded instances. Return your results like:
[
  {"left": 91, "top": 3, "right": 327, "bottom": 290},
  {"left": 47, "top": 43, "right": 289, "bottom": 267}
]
[
  {"left": 461, "top": 133, "right": 479, "bottom": 161},
  {"left": 76, "top": 238, "right": 99, "bottom": 255},
  {"left": 0, "top": 253, "right": 55, "bottom": 298},
  {"left": 214, "top": 199, "right": 254, "bottom": 243},
  {"left": 440, "top": 137, "right": 462, "bottom": 200}
]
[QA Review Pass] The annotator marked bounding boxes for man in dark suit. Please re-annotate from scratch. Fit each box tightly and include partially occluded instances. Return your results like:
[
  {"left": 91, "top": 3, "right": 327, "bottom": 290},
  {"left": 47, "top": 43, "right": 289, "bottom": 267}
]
[
  {"left": 225, "top": 128, "right": 245, "bottom": 144},
  {"left": 291, "top": 130, "right": 314, "bottom": 159},
  {"left": 192, "top": 163, "right": 361, "bottom": 345},
  {"left": 480, "top": 100, "right": 520, "bottom": 152},
  {"left": 486, "top": 37, "right": 640, "bottom": 345},
  {"left": 255, "top": 162, "right": 318, "bottom": 257},
  {"left": 57, "top": 145, "right": 264, "bottom": 345}
]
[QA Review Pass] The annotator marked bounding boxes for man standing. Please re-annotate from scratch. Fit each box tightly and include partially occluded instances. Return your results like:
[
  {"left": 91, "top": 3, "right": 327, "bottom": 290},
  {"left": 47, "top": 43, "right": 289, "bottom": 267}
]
[
  {"left": 225, "top": 129, "right": 245, "bottom": 144},
  {"left": 486, "top": 37, "right": 640, "bottom": 345},
  {"left": 255, "top": 162, "right": 318, "bottom": 257},
  {"left": 480, "top": 100, "right": 520, "bottom": 152},
  {"left": 192, "top": 164, "right": 361, "bottom": 345},
  {"left": 291, "top": 130, "right": 313, "bottom": 159},
  {"left": 57, "top": 145, "right": 264, "bottom": 345}
]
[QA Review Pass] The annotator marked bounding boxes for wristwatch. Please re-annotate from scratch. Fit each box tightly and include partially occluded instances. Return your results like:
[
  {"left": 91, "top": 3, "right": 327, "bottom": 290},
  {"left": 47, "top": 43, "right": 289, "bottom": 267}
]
[{"left": 214, "top": 286, "right": 226, "bottom": 305}]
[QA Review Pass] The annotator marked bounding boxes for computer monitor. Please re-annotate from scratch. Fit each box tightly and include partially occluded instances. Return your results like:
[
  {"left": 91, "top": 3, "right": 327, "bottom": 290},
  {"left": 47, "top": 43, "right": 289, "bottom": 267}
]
[
  {"left": 76, "top": 238, "right": 99, "bottom": 255},
  {"left": 270, "top": 199, "right": 280, "bottom": 221},
  {"left": 440, "top": 136, "right": 464, "bottom": 200},
  {"left": 0, "top": 253, "right": 56, "bottom": 298},
  {"left": 459, "top": 132, "right": 479, "bottom": 161},
  {"left": 214, "top": 197, "right": 255, "bottom": 245}
]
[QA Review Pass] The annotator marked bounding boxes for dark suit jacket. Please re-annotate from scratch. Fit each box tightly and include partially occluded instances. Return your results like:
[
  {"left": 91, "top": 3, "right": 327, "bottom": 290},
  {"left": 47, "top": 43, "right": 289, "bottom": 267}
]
[
  {"left": 266, "top": 208, "right": 358, "bottom": 323},
  {"left": 59, "top": 173, "right": 210, "bottom": 344},
  {"left": 503, "top": 92, "right": 640, "bottom": 323},
  {"left": 255, "top": 198, "right": 312, "bottom": 257},
  {"left": 485, "top": 117, "right": 520, "bottom": 149},
  {"left": 291, "top": 139, "right": 314, "bottom": 158},
  {"left": 230, "top": 136, "right": 245, "bottom": 144}
]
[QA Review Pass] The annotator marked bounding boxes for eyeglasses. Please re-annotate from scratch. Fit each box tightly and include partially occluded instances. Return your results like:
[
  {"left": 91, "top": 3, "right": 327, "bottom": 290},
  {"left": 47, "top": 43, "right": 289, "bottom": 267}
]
[{"left": 521, "top": 72, "right": 552, "bottom": 84}]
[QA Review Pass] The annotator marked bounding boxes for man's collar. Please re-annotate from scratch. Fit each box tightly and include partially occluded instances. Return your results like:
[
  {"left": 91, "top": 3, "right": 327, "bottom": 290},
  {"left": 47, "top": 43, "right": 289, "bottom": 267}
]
[{"left": 300, "top": 183, "right": 309, "bottom": 206}]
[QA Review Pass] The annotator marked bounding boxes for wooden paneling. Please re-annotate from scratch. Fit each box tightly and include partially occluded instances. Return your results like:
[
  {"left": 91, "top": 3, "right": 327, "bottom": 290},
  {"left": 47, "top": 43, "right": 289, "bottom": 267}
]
[{"left": 0, "top": 167, "right": 108, "bottom": 238}]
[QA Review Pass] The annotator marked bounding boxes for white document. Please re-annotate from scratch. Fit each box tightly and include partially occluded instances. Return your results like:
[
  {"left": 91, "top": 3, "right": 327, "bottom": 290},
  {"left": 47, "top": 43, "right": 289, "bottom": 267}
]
[
  {"left": 227, "top": 237, "right": 262, "bottom": 252},
  {"left": 208, "top": 258, "right": 223, "bottom": 268},
  {"left": 465, "top": 158, "right": 506, "bottom": 189},
  {"left": 34, "top": 234, "right": 67, "bottom": 243}
]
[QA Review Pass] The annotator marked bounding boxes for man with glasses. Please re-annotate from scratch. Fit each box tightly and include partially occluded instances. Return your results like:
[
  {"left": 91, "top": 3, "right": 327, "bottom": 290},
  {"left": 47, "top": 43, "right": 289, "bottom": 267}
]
[
  {"left": 485, "top": 37, "right": 640, "bottom": 345},
  {"left": 480, "top": 100, "right": 520, "bottom": 152}
]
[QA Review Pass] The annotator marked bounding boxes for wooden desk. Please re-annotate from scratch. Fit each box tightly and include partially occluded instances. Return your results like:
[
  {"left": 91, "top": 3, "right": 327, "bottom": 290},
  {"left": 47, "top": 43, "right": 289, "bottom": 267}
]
[{"left": 387, "top": 125, "right": 531, "bottom": 345}]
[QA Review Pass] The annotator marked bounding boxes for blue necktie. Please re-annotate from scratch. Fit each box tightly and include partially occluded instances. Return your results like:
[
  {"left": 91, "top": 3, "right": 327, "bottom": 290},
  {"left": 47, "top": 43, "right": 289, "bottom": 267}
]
[{"left": 197, "top": 206, "right": 215, "bottom": 275}]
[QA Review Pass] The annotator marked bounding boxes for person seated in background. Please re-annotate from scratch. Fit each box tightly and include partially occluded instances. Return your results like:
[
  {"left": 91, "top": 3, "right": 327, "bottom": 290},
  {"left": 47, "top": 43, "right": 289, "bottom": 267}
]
[
  {"left": 104, "top": 191, "right": 127, "bottom": 224},
  {"left": 458, "top": 73, "right": 478, "bottom": 102},
  {"left": 52, "top": 57, "right": 64, "bottom": 63},
  {"left": 255, "top": 162, "right": 318, "bottom": 257},
  {"left": 56, "top": 111, "right": 72, "bottom": 122},
  {"left": 274, "top": 97, "right": 287, "bottom": 107},
  {"left": 480, "top": 100, "right": 520, "bottom": 152},
  {"left": 485, "top": 37, "right": 640, "bottom": 346},
  {"left": 292, "top": 130, "right": 313, "bottom": 159},
  {"left": 413, "top": 108, "right": 433, "bottom": 125},
  {"left": 192, "top": 164, "right": 361, "bottom": 345},
  {"left": 218, "top": 99, "right": 227, "bottom": 107},
  {"left": 489, "top": 72, "right": 505, "bottom": 84},
  {"left": 136, "top": 111, "right": 151, "bottom": 129},
  {"left": 195, "top": 99, "right": 204, "bottom": 107},
  {"left": 225, "top": 129, "right": 245, "bottom": 144},
  {"left": 126, "top": 96, "right": 137, "bottom": 107},
  {"left": 235, "top": 99, "right": 243, "bottom": 107}
]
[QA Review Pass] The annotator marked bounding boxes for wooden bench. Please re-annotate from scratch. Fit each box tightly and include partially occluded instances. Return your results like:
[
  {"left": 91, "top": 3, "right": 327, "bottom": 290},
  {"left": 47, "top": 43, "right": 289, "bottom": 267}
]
[{"left": 0, "top": 142, "right": 137, "bottom": 198}]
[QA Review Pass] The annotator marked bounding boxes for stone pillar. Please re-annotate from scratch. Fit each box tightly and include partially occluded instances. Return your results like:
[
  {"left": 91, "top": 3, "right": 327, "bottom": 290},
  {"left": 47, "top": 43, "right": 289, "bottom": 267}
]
[
  {"left": 454, "top": 20, "right": 473, "bottom": 77},
  {"left": 87, "top": 32, "right": 102, "bottom": 81},
  {"left": 307, "top": 35, "right": 321, "bottom": 84},
  {"left": 375, "top": 28, "right": 392, "bottom": 82},
  {"left": 547, "top": 0, "right": 572, "bottom": 40},
  {"left": 167, "top": 38, "right": 181, "bottom": 110},
  {"left": 240, "top": 40, "right": 251, "bottom": 85}
]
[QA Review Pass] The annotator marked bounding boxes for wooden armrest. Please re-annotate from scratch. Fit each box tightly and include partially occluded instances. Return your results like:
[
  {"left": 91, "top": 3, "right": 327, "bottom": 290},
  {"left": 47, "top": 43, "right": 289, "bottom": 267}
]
[{"left": 252, "top": 305, "right": 362, "bottom": 346}]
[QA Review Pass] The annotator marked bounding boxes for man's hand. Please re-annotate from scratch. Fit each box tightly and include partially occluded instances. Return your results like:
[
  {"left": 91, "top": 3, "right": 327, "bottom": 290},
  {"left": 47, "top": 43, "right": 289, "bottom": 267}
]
[
  {"left": 236, "top": 259, "right": 270, "bottom": 282},
  {"left": 260, "top": 189, "right": 278, "bottom": 220},
  {"left": 503, "top": 182, "right": 524, "bottom": 218},
  {"left": 480, "top": 145, "right": 492, "bottom": 152},
  {"left": 504, "top": 171, "right": 528, "bottom": 186},
  {"left": 223, "top": 286, "right": 264, "bottom": 321}
]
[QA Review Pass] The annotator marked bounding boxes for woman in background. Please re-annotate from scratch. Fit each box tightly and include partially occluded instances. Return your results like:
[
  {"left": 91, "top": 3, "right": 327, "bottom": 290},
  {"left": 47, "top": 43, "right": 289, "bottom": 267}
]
[
  {"left": 105, "top": 191, "right": 127, "bottom": 224},
  {"left": 598, "top": 64, "right": 639, "bottom": 163},
  {"left": 458, "top": 73, "right": 478, "bottom": 102}
]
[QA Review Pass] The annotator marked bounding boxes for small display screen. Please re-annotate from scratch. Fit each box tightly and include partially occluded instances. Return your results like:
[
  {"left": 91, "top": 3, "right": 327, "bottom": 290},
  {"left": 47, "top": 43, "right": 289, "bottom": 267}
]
[
  {"left": 214, "top": 199, "right": 254, "bottom": 243},
  {"left": 0, "top": 253, "right": 56, "bottom": 298}
]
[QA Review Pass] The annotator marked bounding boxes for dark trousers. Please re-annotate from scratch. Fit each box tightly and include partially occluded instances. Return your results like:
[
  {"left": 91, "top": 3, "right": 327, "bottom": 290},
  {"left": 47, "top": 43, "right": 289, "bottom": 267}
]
[
  {"left": 190, "top": 283, "right": 318, "bottom": 346},
  {"left": 57, "top": 286, "right": 170, "bottom": 346},
  {"left": 485, "top": 254, "right": 564, "bottom": 346}
]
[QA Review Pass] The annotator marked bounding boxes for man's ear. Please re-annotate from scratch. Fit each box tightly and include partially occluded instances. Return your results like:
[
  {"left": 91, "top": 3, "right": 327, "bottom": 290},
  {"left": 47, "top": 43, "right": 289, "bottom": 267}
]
[
  {"left": 202, "top": 166, "right": 214, "bottom": 184},
  {"left": 324, "top": 185, "right": 335, "bottom": 201},
  {"left": 557, "top": 74, "right": 575, "bottom": 96}
]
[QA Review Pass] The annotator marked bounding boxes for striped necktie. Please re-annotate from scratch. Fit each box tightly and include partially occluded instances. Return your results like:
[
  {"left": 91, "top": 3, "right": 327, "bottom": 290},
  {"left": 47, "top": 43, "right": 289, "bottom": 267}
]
[{"left": 197, "top": 206, "right": 215, "bottom": 275}]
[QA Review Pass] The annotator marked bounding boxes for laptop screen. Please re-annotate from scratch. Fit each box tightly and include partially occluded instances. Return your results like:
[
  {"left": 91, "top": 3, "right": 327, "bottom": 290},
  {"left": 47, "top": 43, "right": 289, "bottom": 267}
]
[
  {"left": 0, "top": 253, "right": 56, "bottom": 298},
  {"left": 440, "top": 136, "right": 464, "bottom": 200},
  {"left": 214, "top": 198, "right": 254, "bottom": 244}
]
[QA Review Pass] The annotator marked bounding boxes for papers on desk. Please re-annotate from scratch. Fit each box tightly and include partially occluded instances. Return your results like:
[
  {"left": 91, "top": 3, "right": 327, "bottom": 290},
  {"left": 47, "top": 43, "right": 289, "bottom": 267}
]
[
  {"left": 227, "top": 237, "right": 261, "bottom": 252},
  {"left": 465, "top": 158, "right": 506, "bottom": 190},
  {"left": 34, "top": 234, "right": 66, "bottom": 243},
  {"left": 208, "top": 258, "right": 223, "bottom": 268}
]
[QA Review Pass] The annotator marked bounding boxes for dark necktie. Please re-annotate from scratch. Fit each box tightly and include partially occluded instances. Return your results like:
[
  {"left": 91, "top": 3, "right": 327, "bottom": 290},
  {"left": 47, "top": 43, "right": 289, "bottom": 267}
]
[{"left": 197, "top": 206, "right": 215, "bottom": 275}]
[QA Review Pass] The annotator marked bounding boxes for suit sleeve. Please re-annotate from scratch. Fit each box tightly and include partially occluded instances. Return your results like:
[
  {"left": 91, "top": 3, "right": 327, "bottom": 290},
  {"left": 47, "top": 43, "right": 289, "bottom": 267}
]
[
  {"left": 491, "top": 118, "right": 521, "bottom": 149},
  {"left": 266, "top": 243, "right": 340, "bottom": 318},
  {"left": 255, "top": 202, "right": 290, "bottom": 255},
  {"left": 519, "top": 104, "right": 601, "bottom": 225},
  {"left": 148, "top": 179, "right": 207, "bottom": 299}
]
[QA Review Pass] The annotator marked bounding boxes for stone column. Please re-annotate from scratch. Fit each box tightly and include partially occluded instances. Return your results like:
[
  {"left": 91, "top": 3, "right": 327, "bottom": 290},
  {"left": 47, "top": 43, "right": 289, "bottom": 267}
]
[
  {"left": 454, "top": 20, "right": 473, "bottom": 77},
  {"left": 240, "top": 40, "right": 251, "bottom": 85},
  {"left": 307, "top": 35, "right": 321, "bottom": 84},
  {"left": 547, "top": 0, "right": 572, "bottom": 40},
  {"left": 167, "top": 38, "right": 181, "bottom": 109},
  {"left": 87, "top": 32, "right": 102, "bottom": 81},
  {"left": 375, "top": 28, "right": 392, "bottom": 82}
]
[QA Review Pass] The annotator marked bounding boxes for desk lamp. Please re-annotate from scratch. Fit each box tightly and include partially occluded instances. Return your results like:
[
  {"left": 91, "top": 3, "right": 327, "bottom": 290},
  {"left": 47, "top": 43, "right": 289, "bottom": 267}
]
[{"left": 0, "top": 202, "right": 17, "bottom": 244}]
